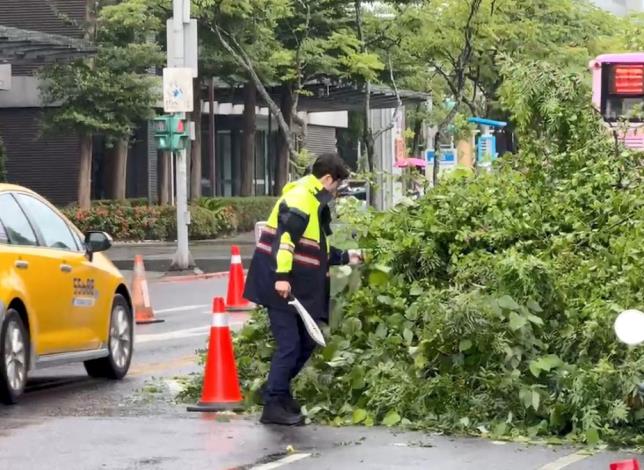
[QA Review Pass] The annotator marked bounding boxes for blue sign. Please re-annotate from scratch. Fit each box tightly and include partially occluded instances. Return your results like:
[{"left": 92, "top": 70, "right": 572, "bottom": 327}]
[
  {"left": 425, "top": 150, "right": 456, "bottom": 164},
  {"left": 477, "top": 135, "right": 497, "bottom": 164}
]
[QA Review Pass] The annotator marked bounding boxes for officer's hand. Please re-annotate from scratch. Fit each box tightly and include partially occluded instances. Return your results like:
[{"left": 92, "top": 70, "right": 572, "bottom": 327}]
[
  {"left": 275, "top": 281, "right": 291, "bottom": 299},
  {"left": 348, "top": 249, "right": 364, "bottom": 266}
]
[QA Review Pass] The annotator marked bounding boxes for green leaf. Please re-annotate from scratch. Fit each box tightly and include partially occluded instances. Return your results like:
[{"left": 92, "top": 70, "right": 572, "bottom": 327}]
[
  {"left": 509, "top": 312, "right": 528, "bottom": 331},
  {"left": 353, "top": 408, "right": 368, "bottom": 424},
  {"left": 409, "top": 285, "right": 424, "bottom": 296},
  {"left": 532, "top": 391, "right": 541, "bottom": 411},
  {"left": 530, "top": 355, "right": 564, "bottom": 377},
  {"left": 459, "top": 339, "right": 473, "bottom": 352},
  {"left": 375, "top": 322, "right": 388, "bottom": 339},
  {"left": 527, "top": 299, "right": 543, "bottom": 313},
  {"left": 350, "top": 366, "right": 365, "bottom": 389},
  {"left": 369, "top": 270, "right": 389, "bottom": 287},
  {"left": 382, "top": 410, "right": 401, "bottom": 427},
  {"left": 403, "top": 328, "right": 414, "bottom": 345},
  {"left": 527, "top": 314, "right": 544, "bottom": 326},
  {"left": 529, "top": 361, "right": 542, "bottom": 378},
  {"left": 539, "top": 355, "right": 563, "bottom": 371},
  {"left": 585, "top": 428, "right": 600, "bottom": 446},
  {"left": 493, "top": 422, "right": 508, "bottom": 436},
  {"left": 498, "top": 295, "right": 521, "bottom": 311},
  {"left": 519, "top": 388, "right": 532, "bottom": 409}
]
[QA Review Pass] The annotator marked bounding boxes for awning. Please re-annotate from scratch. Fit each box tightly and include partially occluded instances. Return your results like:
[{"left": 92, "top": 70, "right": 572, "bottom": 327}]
[
  {"left": 206, "top": 80, "right": 430, "bottom": 112},
  {"left": 0, "top": 25, "right": 95, "bottom": 65}
]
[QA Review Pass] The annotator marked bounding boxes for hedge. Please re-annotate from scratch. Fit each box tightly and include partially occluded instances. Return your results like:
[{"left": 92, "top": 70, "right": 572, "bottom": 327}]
[
  {"left": 62, "top": 203, "right": 235, "bottom": 241},
  {"left": 62, "top": 196, "right": 276, "bottom": 241},
  {"left": 198, "top": 196, "right": 277, "bottom": 232}
]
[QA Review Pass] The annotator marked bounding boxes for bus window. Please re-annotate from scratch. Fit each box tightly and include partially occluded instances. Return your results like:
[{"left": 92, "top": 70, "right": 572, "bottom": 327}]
[{"left": 602, "top": 63, "right": 644, "bottom": 121}]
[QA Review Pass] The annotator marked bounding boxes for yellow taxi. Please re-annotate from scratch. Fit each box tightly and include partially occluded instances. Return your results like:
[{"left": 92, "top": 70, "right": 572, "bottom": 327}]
[{"left": 0, "top": 184, "right": 133, "bottom": 404}]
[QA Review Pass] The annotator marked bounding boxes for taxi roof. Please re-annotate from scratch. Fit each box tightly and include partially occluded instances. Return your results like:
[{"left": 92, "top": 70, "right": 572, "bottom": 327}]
[{"left": 0, "top": 183, "right": 34, "bottom": 194}]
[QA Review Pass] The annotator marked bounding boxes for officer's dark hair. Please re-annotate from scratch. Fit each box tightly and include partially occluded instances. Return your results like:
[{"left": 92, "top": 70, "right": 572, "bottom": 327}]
[{"left": 311, "top": 153, "right": 350, "bottom": 182}]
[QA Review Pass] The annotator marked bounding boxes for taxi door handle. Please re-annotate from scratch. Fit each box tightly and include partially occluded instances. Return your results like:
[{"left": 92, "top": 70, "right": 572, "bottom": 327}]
[
  {"left": 15, "top": 260, "right": 29, "bottom": 270},
  {"left": 60, "top": 264, "right": 72, "bottom": 273}
]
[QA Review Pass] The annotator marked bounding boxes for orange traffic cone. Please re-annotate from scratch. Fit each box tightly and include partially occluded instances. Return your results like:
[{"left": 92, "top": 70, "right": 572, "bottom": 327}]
[
  {"left": 131, "top": 255, "right": 164, "bottom": 324},
  {"left": 611, "top": 460, "right": 640, "bottom": 470},
  {"left": 187, "top": 297, "right": 244, "bottom": 412},
  {"left": 226, "top": 245, "right": 253, "bottom": 311}
]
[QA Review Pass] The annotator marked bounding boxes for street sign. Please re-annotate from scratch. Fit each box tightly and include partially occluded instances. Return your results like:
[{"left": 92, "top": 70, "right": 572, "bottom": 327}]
[
  {"left": 166, "top": 19, "right": 198, "bottom": 78},
  {"left": 0, "top": 64, "right": 11, "bottom": 91},
  {"left": 163, "top": 67, "right": 193, "bottom": 113}
]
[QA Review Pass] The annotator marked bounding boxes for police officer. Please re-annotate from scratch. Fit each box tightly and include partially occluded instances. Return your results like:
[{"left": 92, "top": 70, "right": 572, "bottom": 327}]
[{"left": 244, "top": 153, "right": 362, "bottom": 426}]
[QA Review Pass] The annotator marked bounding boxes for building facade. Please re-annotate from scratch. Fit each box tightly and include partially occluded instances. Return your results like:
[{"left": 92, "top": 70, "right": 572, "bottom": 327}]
[
  {"left": 0, "top": 0, "right": 348, "bottom": 206},
  {"left": 1, "top": 1, "right": 430, "bottom": 209},
  {"left": 591, "top": 0, "right": 644, "bottom": 15}
]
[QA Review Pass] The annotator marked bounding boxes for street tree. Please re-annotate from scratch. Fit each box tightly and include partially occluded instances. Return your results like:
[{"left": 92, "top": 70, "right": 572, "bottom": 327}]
[
  {"left": 196, "top": 0, "right": 382, "bottom": 193},
  {"left": 385, "top": 0, "right": 621, "bottom": 182},
  {"left": 39, "top": 0, "right": 164, "bottom": 208}
]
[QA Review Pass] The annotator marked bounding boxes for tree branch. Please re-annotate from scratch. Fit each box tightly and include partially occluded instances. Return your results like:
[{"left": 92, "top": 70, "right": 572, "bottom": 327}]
[
  {"left": 374, "top": 54, "right": 403, "bottom": 140},
  {"left": 290, "top": 0, "right": 311, "bottom": 138},
  {"left": 210, "top": 24, "right": 298, "bottom": 159}
]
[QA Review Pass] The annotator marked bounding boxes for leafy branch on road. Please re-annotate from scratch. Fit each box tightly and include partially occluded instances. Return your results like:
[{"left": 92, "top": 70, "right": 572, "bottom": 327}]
[{"left": 226, "top": 61, "right": 644, "bottom": 449}]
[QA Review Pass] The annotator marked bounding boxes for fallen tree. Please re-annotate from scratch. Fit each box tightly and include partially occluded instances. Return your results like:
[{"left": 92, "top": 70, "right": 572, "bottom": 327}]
[{"left": 196, "top": 61, "right": 644, "bottom": 447}]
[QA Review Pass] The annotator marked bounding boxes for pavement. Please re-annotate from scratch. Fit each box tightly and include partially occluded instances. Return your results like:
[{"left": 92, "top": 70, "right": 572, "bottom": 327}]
[
  {"left": 0, "top": 273, "right": 641, "bottom": 469},
  {"left": 109, "top": 232, "right": 256, "bottom": 274}
]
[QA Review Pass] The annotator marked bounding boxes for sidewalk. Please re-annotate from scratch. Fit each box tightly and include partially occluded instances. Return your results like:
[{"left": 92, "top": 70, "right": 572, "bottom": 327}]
[{"left": 108, "top": 232, "right": 255, "bottom": 273}]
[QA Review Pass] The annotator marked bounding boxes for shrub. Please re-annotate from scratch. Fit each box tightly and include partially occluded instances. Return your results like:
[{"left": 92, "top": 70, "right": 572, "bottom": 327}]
[
  {"left": 199, "top": 197, "right": 277, "bottom": 232},
  {"left": 62, "top": 203, "right": 235, "bottom": 241}
]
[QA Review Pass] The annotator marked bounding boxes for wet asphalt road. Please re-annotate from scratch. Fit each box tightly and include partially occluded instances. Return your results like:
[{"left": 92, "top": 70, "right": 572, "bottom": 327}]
[{"left": 0, "top": 274, "right": 641, "bottom": 470}]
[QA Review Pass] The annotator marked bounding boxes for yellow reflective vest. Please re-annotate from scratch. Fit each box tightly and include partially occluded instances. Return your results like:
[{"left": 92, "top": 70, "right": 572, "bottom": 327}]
[{"left": 244, "top": 175, "right": 349, "bottom": 320}]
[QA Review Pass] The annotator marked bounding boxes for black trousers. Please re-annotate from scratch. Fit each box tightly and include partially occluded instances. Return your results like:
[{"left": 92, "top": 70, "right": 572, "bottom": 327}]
[{"left": 264, "top": 306, "right": 317, "bottom": 402}]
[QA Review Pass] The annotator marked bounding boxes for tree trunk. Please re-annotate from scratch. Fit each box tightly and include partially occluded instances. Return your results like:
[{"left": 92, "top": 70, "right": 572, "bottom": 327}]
[
  {"left": 158, "top": 151, "right": 171, "bottom": 205},
  {"left": 412, "top": 104, "right": 422, "bottom": 156},
  {"left": 433, "top": 131, "right": 441, "bottom": 185},
  {"left": 110, "top": 138, "right": 128, "bottom": 200},
  {"left": 190, "top": 77, "right": 202, "bottom": 201},
  {"left": 275, "top": 84, "right": 293, "bottom": 194},
  {"left": 213, "top": 26, "right": 297, "bottom": 160},
  {"left": 78, "top": 134, "right": 92, "bottom": 209},
  {"left": 240, "top": 81, "right": 256, "bottom": 196}
]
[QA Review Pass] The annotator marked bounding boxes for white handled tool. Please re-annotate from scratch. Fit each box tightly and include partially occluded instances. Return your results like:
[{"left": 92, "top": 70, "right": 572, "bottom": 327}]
[{"left": 288, "top": 297, "right": 326, "bottom": 347}]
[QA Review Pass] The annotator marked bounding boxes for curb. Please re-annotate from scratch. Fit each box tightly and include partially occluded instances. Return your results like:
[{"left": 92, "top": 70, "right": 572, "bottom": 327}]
[
  {"left": 160, "top": 270, "right": 232, "bottom": 283},
  {"left": 112, "top": 258, "right": 250, "bottom": 273}
]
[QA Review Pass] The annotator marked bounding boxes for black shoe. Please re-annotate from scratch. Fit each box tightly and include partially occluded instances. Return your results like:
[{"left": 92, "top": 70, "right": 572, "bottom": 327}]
[
  {"left": 260, "top": 399, "right": 305, "bottom": 426},
  {"left": 256, "top": 383, "right": 267, "bottom": 406},
  {"left": 284, "top": 396, "right": 302, "bottom": 414},
  {"left": 257, "top": 383, "right": 301, "bottom": 414}
]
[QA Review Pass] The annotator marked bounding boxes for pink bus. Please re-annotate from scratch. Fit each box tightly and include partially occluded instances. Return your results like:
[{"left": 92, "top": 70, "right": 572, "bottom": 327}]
[{"left": 589, "top": 53, "right": 644, "bottom": 150}]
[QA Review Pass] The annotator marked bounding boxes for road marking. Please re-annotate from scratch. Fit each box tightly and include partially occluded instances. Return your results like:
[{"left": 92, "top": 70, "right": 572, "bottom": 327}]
[
  {"left": 135, "top": 321, "right": 247, "bottom": 344},
  {"left": 155, "top": 304, "right": 210, "bottom": 314},
  {"left": 537, "top": 451, "right": 591, "bottom": 470},
  {"left": 251, "top": 453, "right": 312, "bottom": 470},
  {"left": 136, "top": 326, "right": 210, "bottom": 344},
  {"left": 129, "top": 354, "right": 197, "bottom": 376}
]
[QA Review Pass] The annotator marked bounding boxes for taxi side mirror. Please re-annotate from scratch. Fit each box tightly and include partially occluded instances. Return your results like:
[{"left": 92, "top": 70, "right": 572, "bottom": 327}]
[{"left": 85, "top": 231, "right": 112, "bottom": 260}]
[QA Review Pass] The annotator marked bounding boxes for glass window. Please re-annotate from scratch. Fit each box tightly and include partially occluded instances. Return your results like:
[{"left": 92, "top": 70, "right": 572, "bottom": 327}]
[
  {"left": 0, "top": 193, "right": 38, "bottom": 246},
  {"left": 0, "top": 220, "right": 8, "bottom": 244},
  {"left": 15, "top": 194, "right": 78, "bottom": 251}
]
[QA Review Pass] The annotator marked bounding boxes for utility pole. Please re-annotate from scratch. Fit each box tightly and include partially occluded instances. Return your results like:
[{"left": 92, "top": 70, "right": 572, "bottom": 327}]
[{"left": 164, "top": 0, "right": 198, "bottom": 270}]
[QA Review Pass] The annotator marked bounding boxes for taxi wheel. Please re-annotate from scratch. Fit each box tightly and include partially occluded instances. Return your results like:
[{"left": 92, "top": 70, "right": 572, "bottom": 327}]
[
  {"left": 0, "top": 309, "right": 29, "bottom": 405},
  {"left": 84, "top": 294, "right": 133, "bottom": 380}
]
